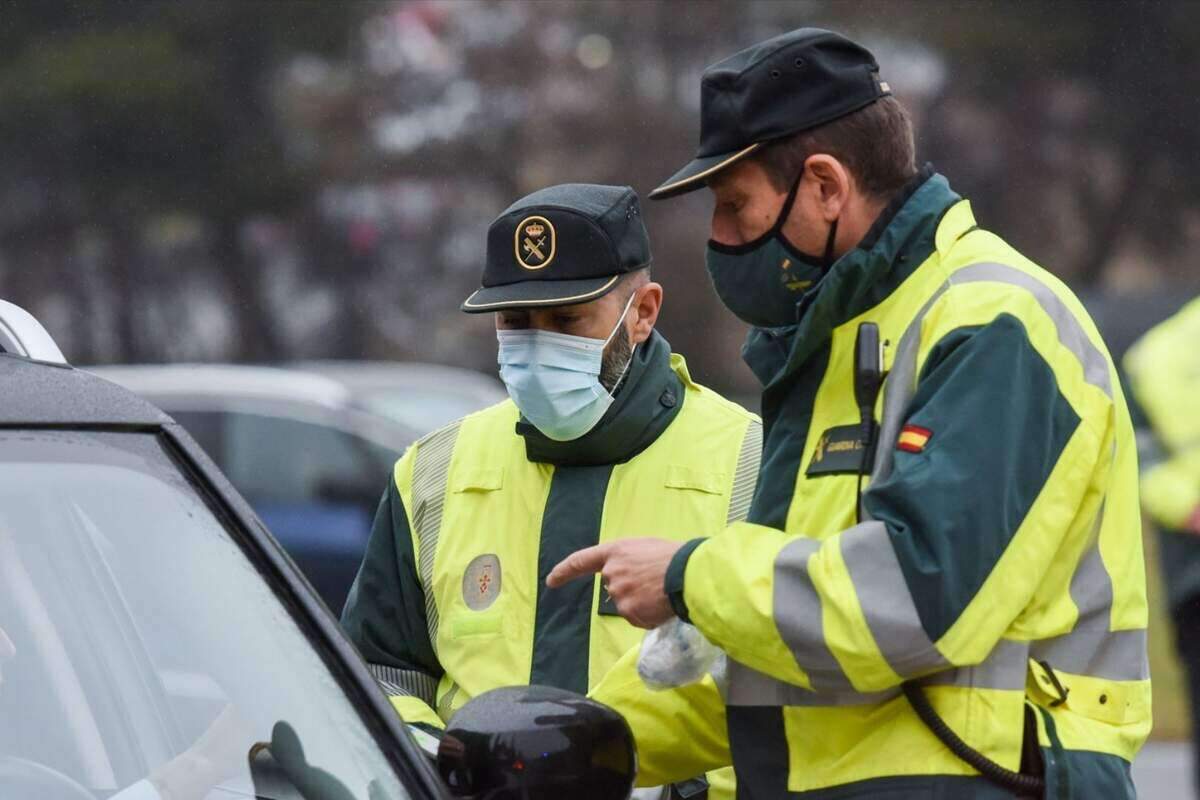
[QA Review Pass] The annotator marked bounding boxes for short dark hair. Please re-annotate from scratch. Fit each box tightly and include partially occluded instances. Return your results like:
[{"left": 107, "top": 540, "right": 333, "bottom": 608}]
[
  {"left": 619, "top": 267, "right": 650, "bottom": 301},
  {"left": 752, "top": 96, "right": 917, "bottom": 201}
]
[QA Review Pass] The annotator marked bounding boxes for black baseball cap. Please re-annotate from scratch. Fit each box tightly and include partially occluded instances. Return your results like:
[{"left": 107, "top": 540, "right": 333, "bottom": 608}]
[
  {"left": 461, "top": 184, "right": 651, "bottom": 313},
  {"left": 649, "top": 28, "right": 890, "bottom": 200}
]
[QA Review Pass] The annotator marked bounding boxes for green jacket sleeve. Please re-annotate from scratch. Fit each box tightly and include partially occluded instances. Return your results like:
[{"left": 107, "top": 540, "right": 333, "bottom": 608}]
[
  {"left": 341, "top": 474, "right": 445, "bottom": 729},
  {"left": 678, "top": 314, "right": 1100, "bottom": 692}
]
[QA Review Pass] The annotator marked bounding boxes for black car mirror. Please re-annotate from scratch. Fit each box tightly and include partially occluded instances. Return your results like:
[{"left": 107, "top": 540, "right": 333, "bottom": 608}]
[
  {"left": 436, "top": 685, "right": 636, "bottom": 800},
  {"left": 249, "top": 720, "right": 358, "bottom": 800}
]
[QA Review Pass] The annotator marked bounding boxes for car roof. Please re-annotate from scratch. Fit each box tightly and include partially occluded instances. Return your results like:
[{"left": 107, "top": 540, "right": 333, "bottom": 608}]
[
  {"left": 86, "top": 364, "right": 355, "bottom": 411},
  {"left": 0, "top": 355, "right": 172, "bottom": 426},
  {"left": 293, "top": 360, "right": 504, "bottom": 397}
]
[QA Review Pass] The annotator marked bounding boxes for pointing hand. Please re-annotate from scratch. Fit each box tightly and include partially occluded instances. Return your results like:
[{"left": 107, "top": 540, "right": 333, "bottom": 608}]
[{"left": 547, "top": 538, "right": 683, "bottom": 629}]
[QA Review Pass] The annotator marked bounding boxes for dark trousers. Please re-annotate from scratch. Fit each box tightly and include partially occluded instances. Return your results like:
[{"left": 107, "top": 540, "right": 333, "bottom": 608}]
[{"left": 1174, "top": 602, "right": 1200, "bottom": 796}]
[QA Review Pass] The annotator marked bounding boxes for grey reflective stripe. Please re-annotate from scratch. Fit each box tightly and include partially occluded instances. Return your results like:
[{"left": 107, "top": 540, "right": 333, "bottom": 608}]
[
  {"left": 727, "top": 420, "right": 762, "bottom": 525},
  {"left": 1031, "top": 628, "right": 1149, "bottom": 682},
  {"left": 369, "top": 663, "right": 438, "bottom": 704},
  {"left": 411, "top": 422, "right": 462, "bottom": 651},
  {"left": 725, "top": 658, "right": 897, "bottom": 707},
  {"left": 772, "top": 537, "right": 853, "bottom": 691},
  {"left": 950, "top": 262, "right": 1112, "bottom": 398},
  {"left": 436, "top": 681, "right": 460, "bottom": 719},
  {"left": 724, "top": 639, "right": 1027, "bottom": 708},
  {"left": 921, "top": 639, "right": 1029, "bottom": 691},
  {"left": 867, "top": 282, "right": 950, "bottom": 488},
  {"left": 1028, "top": 499, "right": 1148, "bottom": 682},
  {"left": 1069, "top": 503, "right": 1112, "bottom": 627},
  {"left": 838, "top": 521, "right": 950, "bottom": 678}
]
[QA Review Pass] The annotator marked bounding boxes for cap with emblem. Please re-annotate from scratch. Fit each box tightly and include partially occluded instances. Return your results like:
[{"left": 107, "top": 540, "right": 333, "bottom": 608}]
[
  {"left": 462, "top": 183, "right": 651, "bottom": 313},
  {"left": 649, "top": 28, "right": 890, "bottom": 201}
]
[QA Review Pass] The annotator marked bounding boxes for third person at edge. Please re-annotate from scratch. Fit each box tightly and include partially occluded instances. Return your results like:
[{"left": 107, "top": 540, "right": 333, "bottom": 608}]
[{"left": 551, "top": 28, "right": 1150, "bottom": 799}]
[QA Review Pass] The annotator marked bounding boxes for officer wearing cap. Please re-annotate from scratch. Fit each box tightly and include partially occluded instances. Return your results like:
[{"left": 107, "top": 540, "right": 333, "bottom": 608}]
[
  {"left": 552, "top": 30, "right": 1150, "bottom": 798},
  {"left": 342, "top": 184, "right": 756, "bottom": 799}
]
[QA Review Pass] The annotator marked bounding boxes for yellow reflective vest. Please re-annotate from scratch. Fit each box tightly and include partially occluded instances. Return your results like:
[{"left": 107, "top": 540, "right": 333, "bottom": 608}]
[
  {"left": 595, "top": 170, "right": 1149, "bottom": 799},
  {"left": 1125, "top": 297, "right": 1200, "bottom": 530},
  {"left": 1124, "top": 297, "right": 1200, "bottom": 612},
  {"left": 342, "top": 333, "right": 758, "bottom": 798}
]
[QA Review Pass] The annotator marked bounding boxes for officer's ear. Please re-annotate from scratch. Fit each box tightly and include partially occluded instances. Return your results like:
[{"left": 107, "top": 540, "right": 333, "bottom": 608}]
[
  {"left": 628, "top": 282, "right": 662, "bottom": 346},
  {"left": 802, "top": 154, "right": 852, "bottom": 223}
]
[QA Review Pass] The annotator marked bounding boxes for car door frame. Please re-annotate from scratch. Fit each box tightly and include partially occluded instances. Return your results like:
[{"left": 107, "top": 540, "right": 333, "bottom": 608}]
[{"left": 151, "top": 418, "right": 447, "bottom": 800}]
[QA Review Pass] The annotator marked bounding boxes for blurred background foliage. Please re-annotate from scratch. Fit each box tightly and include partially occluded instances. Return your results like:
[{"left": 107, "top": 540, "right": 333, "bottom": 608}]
[
  {"left": 3, "top": 0, "right": 1197, "bottom": 374},
  {"left": 0, "top": 0, "right": 1195, "bottom": 736}
]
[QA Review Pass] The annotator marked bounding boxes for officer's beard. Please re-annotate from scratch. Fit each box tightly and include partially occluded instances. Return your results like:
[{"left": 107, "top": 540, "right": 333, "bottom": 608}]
[{"left": 599, "top": 323, "right": 634, "bottom": 395}]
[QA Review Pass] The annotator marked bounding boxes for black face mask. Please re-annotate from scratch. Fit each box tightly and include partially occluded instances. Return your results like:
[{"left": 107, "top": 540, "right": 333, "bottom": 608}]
[{"left": 705, "top": 175, "right": 838, "bottom": 328}]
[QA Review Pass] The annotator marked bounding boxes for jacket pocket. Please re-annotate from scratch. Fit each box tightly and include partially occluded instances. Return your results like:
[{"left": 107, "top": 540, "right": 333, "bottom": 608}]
[
  {"left": 450, "top": 466, "right": 505, "bottom": 493},
  {"left": 446, "top": 602, "right": 506, "bottom": 638},
  {"left": 665, "top": 465, "right": 726, "bottom": 495}
]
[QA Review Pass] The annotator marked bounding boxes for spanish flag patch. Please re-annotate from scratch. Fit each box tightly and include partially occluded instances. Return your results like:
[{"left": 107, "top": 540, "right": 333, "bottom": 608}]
[{"left": 897, "top": 424, "right": 932, "bottom": 453}]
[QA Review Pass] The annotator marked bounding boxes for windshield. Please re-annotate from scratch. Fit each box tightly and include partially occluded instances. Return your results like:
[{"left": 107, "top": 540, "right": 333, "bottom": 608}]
[{"left": 0, "top": 429, "right": 413, "bottom": 800}]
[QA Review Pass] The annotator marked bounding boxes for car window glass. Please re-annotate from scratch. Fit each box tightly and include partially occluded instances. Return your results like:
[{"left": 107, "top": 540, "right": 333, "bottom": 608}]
[
  {"left": 166, "top": 410, "right": 225, "bottom": 464},
  {"left": 222, "top": 412, "right": 378, "bottom": 505},
  {"left": 0, "top": 429, "right": 414, "bottom": 800}
]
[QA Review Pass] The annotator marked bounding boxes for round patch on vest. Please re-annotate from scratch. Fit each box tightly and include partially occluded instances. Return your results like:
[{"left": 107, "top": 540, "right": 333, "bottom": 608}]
[{"left": 462, "top": 554, "right": 502, "bottom": 611}]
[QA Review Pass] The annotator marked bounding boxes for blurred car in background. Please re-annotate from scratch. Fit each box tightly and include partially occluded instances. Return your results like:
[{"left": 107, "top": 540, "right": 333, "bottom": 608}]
[
  {"left": 89, "top": 362, "right": 504, "bottom": 613},
  {"left": 86, "top": 364, "right": 424, "bottom": 613},
  {"left": 294, "top": 360, "right": 506, "bottom": 434}
]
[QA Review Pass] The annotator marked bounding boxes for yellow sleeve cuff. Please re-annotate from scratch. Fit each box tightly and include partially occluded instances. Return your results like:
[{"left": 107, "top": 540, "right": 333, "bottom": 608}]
[{"left": 388, "top": 694, "right": 445, "bottom": 730}]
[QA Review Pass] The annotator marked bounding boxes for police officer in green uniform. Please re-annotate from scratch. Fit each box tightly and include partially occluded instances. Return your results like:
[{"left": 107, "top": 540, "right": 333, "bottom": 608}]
[
  {"left": 341, "top": 184, "right": 756, "bottom": 799},
  {"left": 553, "top": 30, "right": 1150, "bottom": 799}
]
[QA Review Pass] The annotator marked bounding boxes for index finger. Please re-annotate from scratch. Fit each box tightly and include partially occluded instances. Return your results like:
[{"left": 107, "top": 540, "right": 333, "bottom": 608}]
[{"left": 546, "top": 542, "right": 613, "bottom": 588}]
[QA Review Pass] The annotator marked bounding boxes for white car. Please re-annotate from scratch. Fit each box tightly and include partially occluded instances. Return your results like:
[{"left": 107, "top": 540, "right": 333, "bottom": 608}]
[
  {"left": 85, "top": 364, "right": 421, "bottom": 614},
  {"left": 293, "top": 360, "right": 507, "bottom": 435}
]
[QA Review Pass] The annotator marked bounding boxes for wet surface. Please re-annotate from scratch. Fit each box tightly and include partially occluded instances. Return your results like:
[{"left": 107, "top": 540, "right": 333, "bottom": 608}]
[{"left": 1134, "top": 741, "right": 1192, "bottom": 798}]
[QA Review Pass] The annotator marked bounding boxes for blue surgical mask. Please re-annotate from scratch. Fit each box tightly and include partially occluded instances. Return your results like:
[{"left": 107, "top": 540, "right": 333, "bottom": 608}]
[
  {"left": 705, "top": 174, "right": 837, "bottom": 328},
  {"left": 497, "top": 293, "right": 637, "bottom": 441}
]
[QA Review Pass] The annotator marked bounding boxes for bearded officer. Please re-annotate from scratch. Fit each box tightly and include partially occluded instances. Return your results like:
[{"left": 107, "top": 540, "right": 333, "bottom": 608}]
[
  {"left": 552, "top": 30, "right": 1150, "bottom": 799},
  {"left": 341, "top": 183, "right": 756, "bottom": 799}
]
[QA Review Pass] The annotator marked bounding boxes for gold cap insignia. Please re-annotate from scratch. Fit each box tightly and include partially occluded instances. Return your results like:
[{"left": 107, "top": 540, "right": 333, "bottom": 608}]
[{"left": 515, "top": 215, "right": 556, "bottom": 270}]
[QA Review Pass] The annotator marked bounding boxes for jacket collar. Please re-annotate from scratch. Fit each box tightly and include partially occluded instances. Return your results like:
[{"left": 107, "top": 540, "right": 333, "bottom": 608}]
[
  {"left": 518, "top": 329, "right": 684, "bottom": 467},
  {"left": 743, "top": 165, "right": 961, "bottom": 389}
]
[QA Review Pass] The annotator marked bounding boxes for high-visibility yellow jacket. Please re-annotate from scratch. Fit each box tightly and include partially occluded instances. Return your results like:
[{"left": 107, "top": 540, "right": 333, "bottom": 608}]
[
  {"left": 341, "top": 332, "right": 758, "bottom": 798},
  {"left": 596, "top": 169, "right": 1150, "bottom": 799},
  {"left": 1125, "top": 296, "right": 1200, "bottom": 528},
  {"left": 1124, "top": 296, "right": 1200, "bottom": 611}
]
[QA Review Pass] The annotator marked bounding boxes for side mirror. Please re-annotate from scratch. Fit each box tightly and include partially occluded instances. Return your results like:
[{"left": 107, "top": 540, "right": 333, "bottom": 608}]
[{"left": 437, "top": 685, "right": 636, "bottom": 800}]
